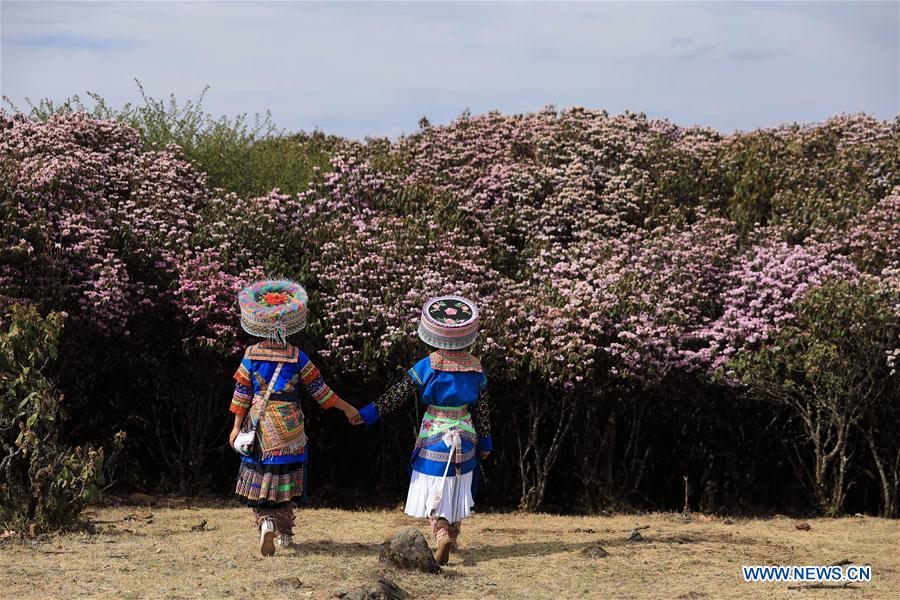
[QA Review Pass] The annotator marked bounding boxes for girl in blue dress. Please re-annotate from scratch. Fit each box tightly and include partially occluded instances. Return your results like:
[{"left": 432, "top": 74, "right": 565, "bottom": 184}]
[{"left": 358, "top": 295, "right": 492, "bottom": 564}]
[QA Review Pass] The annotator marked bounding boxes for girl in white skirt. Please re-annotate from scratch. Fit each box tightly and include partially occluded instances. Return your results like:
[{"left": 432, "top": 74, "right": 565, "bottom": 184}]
[{"left": 358, "top": 295, "right": 492, "bottom": 564}]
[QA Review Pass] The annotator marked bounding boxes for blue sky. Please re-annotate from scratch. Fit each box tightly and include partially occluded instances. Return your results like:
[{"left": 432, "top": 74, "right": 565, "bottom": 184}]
[{"left": 2, "top": 1, "right": 897, "bottom": 138}]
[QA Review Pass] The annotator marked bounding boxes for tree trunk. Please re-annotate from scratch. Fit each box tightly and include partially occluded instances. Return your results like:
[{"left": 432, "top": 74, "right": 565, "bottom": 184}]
[
  {"left": 863, "top": 425, "right": 896, "bottom": 518},
  {"left": 516, "top": 384, "right": 577, "bottom": 512}
]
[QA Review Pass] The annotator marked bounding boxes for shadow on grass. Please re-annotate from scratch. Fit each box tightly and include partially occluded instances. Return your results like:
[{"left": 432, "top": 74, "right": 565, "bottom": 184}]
[
  {"left": 284, "top": 531, "right": 760, "bottom": 568},
  {"left": 458, "top": 532, "right": 758, "bottom": 565},
  {"left": 290, "top": 538, "right": 381, "bottom": 558},
  {"left": 288, "top": 533, "right": 732, "bottom": 563}
]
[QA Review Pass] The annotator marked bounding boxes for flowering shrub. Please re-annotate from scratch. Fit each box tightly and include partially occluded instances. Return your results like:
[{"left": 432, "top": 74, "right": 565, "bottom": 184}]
[
  {"left": 1, "top": 107, "right": 897, "bottom": 514},
  {"left": 729, "top": 280, "right": 899, "bottom": 516},
  {"left": 173, "top": 249, "right": 264, "bottom": 352}
]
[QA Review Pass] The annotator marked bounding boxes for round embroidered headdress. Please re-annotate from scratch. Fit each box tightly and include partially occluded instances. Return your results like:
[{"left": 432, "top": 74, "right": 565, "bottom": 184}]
[
  {"left": 417, "top": 295, "right": 479, "bottom": 350},
  {"left": 238, "top": 279, "right": 308, "bottom": 343}
]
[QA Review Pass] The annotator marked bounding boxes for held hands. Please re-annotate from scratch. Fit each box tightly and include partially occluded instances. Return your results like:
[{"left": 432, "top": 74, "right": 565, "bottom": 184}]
[
  {"left": 345, "top": 405, "right": 363, "bottom": 425},
  {"left": 481, "top": 451, "right": 491, "bottom": 460},
  {"left": 335, "top": 398, "right": 363, "bottom": 425}
]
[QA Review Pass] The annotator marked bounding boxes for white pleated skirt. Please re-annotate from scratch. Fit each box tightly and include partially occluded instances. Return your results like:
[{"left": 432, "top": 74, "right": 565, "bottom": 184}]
[{"left": 404, "top": 470, "right": 475, "bottom": 522}]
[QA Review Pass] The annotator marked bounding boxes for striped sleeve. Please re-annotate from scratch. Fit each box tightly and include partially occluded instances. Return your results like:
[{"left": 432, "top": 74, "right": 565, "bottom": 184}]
[
  {"left": 298, "top": 351, "right": 339, "bottom": 409},
  {"left": 230, "top": 356, "right": 254, "bottom": 415}
]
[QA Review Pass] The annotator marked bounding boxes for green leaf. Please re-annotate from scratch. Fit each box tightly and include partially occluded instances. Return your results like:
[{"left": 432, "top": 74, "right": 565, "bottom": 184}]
[{"left": 81, "top": 483, "right": 99, "bottom": 503}]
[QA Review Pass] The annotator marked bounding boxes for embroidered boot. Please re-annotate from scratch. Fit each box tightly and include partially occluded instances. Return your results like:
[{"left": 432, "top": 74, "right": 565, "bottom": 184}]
[
  {"left": 448, "top": 520, "right": 461, "bottom": 550},
  {"left": 274, "top": 505, "right": 295, "bottom": 548},
  {"left": 432, "top": 517, "right": 453, "bottom": 565}
]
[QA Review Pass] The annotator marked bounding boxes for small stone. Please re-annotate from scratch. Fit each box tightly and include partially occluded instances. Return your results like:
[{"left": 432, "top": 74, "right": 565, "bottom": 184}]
[
  {"left": 273, "top": 577, "right": 302, "bottom": 590},
  {"left": 572, "top": 527, "right": 597, "bottom": 534},
  {"left": 338, "top": 576, "right": 408, "bottom": 600},
  {"left": 626, "top": 529, "right": 643, "bottom": 542},
  {"left": 379, "top": 528, "right": 440, "bottom": 574},
  {"left": 795, "top": 522, "right": 811, "bottom": 531},
  {"left": 127, "top": 493, "right": 157, "bottom": 505},
  {"left": 580, "top": 543, "right": 610, "bottom": 559},
  {"left": 190, "top": 520, "right": 208, "bottom": 531}
]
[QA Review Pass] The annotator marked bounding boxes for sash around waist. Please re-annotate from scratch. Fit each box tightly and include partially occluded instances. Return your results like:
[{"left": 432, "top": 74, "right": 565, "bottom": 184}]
[
  {"left": 419, "top": 405, "right": 475, "bottom": 439},
  {"left": 416, "top": 405, "right": 477, "bottom": 451}
]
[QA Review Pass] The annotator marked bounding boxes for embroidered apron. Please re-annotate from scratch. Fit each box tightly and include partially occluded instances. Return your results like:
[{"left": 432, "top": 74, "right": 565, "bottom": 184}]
[{"left": 243, "top": 396, "right": 307, "bottom": 460}]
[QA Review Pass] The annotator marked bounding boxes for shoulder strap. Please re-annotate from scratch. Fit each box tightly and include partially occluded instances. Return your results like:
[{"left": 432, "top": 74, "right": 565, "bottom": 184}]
[{"left": 251, "top": 361, "right": 285, "bottom": 429}]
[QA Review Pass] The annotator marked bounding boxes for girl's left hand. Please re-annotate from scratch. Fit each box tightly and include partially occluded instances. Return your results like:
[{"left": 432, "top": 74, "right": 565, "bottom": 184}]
[{"left": 481, "top": 451, "right": 491, "bottom": 459}]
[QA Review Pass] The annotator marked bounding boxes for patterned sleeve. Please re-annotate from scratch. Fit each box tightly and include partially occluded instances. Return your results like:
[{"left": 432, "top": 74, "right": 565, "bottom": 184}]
[
  {"left": 298, "top": 351, "right": 339, "bottom": 410},
  {"left": 230, "top": 356, "right": 254, "bottom": 416},
  {"left": 359, "top": 373, "right": 418, "bottom": 426},
  {"left": 470, "top": 373, "right": 493, "bottom": 452}
]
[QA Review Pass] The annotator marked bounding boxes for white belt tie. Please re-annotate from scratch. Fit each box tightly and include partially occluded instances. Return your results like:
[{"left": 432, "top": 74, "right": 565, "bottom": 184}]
[{"left": 430, "top": 430, "right": 462, "bottom": 518}]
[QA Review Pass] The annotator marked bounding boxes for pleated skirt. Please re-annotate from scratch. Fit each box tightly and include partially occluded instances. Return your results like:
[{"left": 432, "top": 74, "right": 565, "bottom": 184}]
[
  {"left": 404, "top": 470, "right": 474, "bottom": 522},
  {"left": 235, "top": 460, "right": 305, "bottom": 508}
]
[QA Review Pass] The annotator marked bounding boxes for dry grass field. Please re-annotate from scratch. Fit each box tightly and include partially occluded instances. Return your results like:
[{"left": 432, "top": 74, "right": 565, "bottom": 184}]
[{"left": 1, "top": 500, "right": 897, "bottom": 599}]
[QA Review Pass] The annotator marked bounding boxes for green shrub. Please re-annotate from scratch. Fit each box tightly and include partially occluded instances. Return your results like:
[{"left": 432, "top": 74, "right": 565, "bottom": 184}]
[
  {"left": 0, "top": 305, "right": 123, "bottom": 533},
  {"left": 731, "top": 280, "right": 899, "bottom": 516},
  {"left": 5, "top": 81, "right": 342, "bottom": 197}
]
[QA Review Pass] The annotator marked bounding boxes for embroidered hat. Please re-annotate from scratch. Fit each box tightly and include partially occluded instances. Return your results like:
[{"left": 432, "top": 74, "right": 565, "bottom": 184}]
[
  {"left": 238, "top": 279, "right": 309, "bottom": 343},
  {"left": 417, "top": 295, "right": 479, "bottom": 350}
]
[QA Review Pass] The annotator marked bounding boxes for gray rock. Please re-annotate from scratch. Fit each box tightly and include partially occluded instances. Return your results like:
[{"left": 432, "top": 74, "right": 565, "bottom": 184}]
[
  {"left": 379, "top": 527, "right": 440, "bottom": 574},
  {"left": 626, "top": 529, "right": 644, "bottom": 542},
  {"left": 337, "top": 576, "right": 408, "bottom": 600}
]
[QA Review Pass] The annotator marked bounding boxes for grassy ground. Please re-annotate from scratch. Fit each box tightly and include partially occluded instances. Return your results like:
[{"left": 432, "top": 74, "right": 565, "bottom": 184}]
[{"left": 1, "top": 501, "right": 897, "bottom": 599}]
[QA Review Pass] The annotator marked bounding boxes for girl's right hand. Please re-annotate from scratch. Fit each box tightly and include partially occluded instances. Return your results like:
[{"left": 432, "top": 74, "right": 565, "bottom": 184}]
[{"left": 344, "top": 406, "right": 363, "bottom": 425}]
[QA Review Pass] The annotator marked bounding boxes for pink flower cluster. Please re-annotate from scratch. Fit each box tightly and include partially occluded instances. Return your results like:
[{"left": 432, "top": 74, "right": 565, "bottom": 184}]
[{"left": 1, "top": 109, "right": 896, "bottom": 390}]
